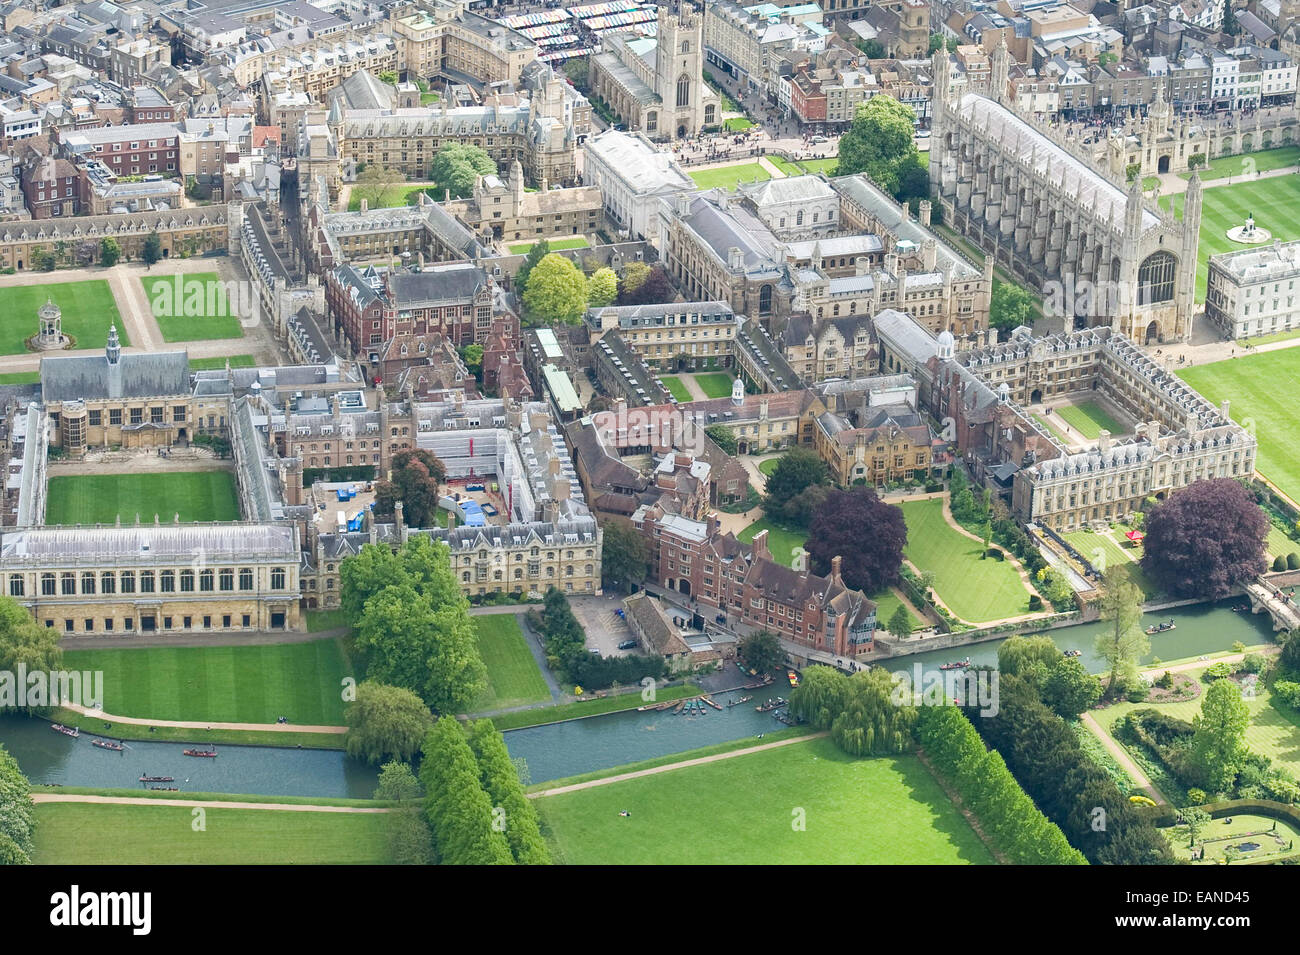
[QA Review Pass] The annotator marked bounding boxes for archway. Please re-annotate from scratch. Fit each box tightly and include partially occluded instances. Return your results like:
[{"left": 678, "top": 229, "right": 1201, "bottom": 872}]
[
  {"left": 677, "top": 124, "right": 686, "bottom": 138},
  {"left": 679, "top": 580, "right": 691, "bottom": 597},
  {"left": 1145, "top": 320, "right": 1159, "bottom": 344},
  {"left": 1157, "top": 154, "right": 1170, "bottom": 173},
  {"left": 1030, "top": 388, "right": 1043, "bottom": 405}
]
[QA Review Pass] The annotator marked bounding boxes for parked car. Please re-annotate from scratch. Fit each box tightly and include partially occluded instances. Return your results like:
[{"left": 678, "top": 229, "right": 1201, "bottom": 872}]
[{"left": 617, "top": 640, "right": 638, "bottom": 651}]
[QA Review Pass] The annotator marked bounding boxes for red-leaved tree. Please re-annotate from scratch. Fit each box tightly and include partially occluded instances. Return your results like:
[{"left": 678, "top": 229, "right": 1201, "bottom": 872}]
[
  {"left": 1140, "top": 478, "right": 1267, "bottom": 599},
  {"left": 805, "top": 487, "right": 907, "bottom": 594}
]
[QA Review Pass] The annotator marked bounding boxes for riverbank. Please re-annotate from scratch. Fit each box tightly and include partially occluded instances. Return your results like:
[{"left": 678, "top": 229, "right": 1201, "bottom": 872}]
[{"left": 44, "top": 709, "right": 345, "bottom": 750}]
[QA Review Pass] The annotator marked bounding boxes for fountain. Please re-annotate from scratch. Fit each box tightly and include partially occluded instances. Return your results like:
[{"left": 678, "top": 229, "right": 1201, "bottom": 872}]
[{"left": 1227, "top": 211, "right": 1273, "bottom": 245}]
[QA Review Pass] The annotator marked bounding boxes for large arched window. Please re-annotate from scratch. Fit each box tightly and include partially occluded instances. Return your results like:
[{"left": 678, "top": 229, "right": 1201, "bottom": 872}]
[
  {"left": 759, "top": 284, "right": 773, "bottom": 315},
  {"left": 1137, "top": 251, "right": 1177, "bottom": 305},
  {"left": 676, "top": 75, "right": 690, "bottom": 108}
]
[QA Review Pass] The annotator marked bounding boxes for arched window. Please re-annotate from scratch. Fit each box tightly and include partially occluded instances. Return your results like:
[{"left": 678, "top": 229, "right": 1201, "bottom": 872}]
[
  {"left": 796, "top": 210, "right": 804, "bottom": 226},
  {"left": 681, "top": 40, "right": 689, "bottom": 54},
  {"left": 759, "top": 284, "right": 773, "bottom": 315},
  {"left": 1137, "top": 251, "right": 1177, "bottom": 305},
  {"left": 676, "top": 75, "right": 690, "bottom": 108},
  {"left": 704, "top": 104, "right": 715, "bottom": 124}
]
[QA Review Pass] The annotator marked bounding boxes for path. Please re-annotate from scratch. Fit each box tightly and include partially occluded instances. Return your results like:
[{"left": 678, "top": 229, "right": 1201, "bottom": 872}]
[
  {"left": 58, "top": 626, "right": 349, "bottom": 649},
  {"left": 757, "top": 156, "right": 786, "bottom": 179},
  {"left": 527, "top": 732, "right": 826, "bottom": 798},
  {"left": 1154, "top": 160, "right": 1300, "bottom": 197},
  {"left": 1079, "top": 712, "right": 1168, "bottom": 805},
  {"left": 56, "top": 701, "right": 346, "bottom": 734},
  {"left": 30, "top": 793, "right": 390, "bottom": 813}
]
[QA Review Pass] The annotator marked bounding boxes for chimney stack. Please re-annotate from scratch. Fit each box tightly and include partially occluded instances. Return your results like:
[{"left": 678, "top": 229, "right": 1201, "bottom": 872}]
[
  {"left": 831, "top": 554, "right": 843, "bottom": 585},
  {"left": 752, "top": 528, "right": 771, "bottom": 562}
]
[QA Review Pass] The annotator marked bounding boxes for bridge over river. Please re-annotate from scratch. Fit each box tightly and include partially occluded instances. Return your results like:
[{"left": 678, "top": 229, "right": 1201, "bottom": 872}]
[{"left": 1243, "top": 577, "right": 1300, "bottom": 632}]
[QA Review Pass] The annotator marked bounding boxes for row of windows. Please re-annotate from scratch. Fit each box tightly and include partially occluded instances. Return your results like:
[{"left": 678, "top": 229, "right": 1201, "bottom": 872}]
[
  {"left": 51, "top": 613, "right": 254, "bottom": 633},
  {"left": 11, "top": 567, "right": 287, "bottom": 597}
]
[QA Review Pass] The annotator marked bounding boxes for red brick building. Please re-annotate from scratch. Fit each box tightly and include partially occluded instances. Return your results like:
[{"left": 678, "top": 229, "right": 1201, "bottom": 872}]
[
  {"left": 64, "top": 122, "right": 180, "bottom": 176},
  {"left": 21, "top": 155, "right": 80, "bottom": 219}
]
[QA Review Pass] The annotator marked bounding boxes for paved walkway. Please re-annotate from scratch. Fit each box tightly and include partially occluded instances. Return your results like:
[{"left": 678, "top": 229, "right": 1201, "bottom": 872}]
[
  {"left": 527, "top": 732, "right": 825, "bottom": 798},
  {"left": 1079, "top": 712, "right": 1167, "bottom": 805},
  {"left": 56, "top": 701, "right": 347, "bottom": 734},
  {"left": 1153, "top": 161, "right": 1300, "bottom": 197},
  {"left": 58, "top": 627, "right": 349, "bottom": 649},
  {"left": 30, "top": 793, "right": 390, "bottom": 813},
  {"left": 757, "top": 156, "right": 786, "bottom": 179}
]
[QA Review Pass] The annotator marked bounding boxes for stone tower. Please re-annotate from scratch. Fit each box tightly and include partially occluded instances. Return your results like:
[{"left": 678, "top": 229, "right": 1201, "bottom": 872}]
[
  {"left": 654, "top": 3, "right": 709, "bottom": 139},
  {"left": 990, "top": 35, "right": 1011, "bottom": 107}
]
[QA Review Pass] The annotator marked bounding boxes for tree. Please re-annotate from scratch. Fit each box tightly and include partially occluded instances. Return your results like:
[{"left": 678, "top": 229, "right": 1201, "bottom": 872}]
[
  {"left": 836, "top": 95, "right": 920, "bottom": 199},
  {"left": 0, "top": 598, "right": 61, "bottom": 714},
  {"left": 886, "top": 604, "right": 912, "bottom": 640},
  {"left": 419, "top": 719, "right": 513, "bottom": 865},
  {"left": 738, "top": 630, "right": 783, "bottom": 675},
  {"left": 618, "top": 265, "right": 674, "bottom": 306},
  {"left": 0, "top": 744, "right": 34, "bottom": 861},
  {"left": 1141, "top": 479, "right": 1268, "bottom": 599},
  {"left": 522, "top": 253, "right": 588, "bottom": 325},
  {"left": 340, "top": 543, "right": 405, "bottom": 625},
  {"left": 1175, "top": 806, "right": 1211, "bottom": 847},
  {"left": 375, "top": 760, "right": 424, "bottom": 802},
  {"left": 856, "top": 38, "right": 885, "bottom": 59},
  {"left": 990, "top": 282, "right": 1035, "bottom": 335},
  {"left": 705, "top": 424, "right": 737, "bottom": 455},
  {"left": 430, "top": 143, "right": 497, "bottom": 200},
  {"left": 373, "top": 449, "right": 446, "bottom": 528},
  {"left": 460, "top": 343, "right": 483, "bottom": 378},
  {"left": 1190, "top": 679, "right": 1251, "bottom": 792},
  {"left": 997, "top": 634, "right": 1062, "bottom": 689},
  {"left": 1095, "top": 567, "right": 1148, "bottom": 696},
  {"left": 141, "top": 232, "right": 162, "bottom": 266},
  {"left": 806, "top": 487, "right": 907, "bottom": 594},
  {"left": 763, "top": 447, "right": 829, "bottom": 519},
  {"left": 99, "top": 237, "right": 121, "bottom": 268},
  {"left": 378, "top": 69, "right": 398, "bottom": 85},
  {"left": 1126, "top": 162, "right": 1142, "bottom": 183},
  {"left": 789, "top": 665, "right": 849, "bottom": 729},
  {"left": 587, "top": 266, "right": 618, "bottom": 307},
  {"left": 467, "top": 720, "right": 551, "bottom": 864},
  {"left": 600, "top": 516, "right": 648, "bottom": 591},
  {"left": 345, "top": 681, "right": 435, "bottom": 763},
  {"left": 515, "top": 239, "right": 550, "bottom": 291},
  {"left": 617, "top": 261, "right": 650, "bottom": 303},
  {"left": 1223, "top": 0, "right": 1240, "bottom": 35},
  {"left": 831, "top": 668, "right": 916, "bottom": 756},
  {"left": 1042, "top": 656, "right": 1103, "bottom": 719}
]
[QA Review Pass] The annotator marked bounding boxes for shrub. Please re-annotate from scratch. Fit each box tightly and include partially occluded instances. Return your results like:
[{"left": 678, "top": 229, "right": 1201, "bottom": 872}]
[
  {"left": 1240, "top": 653, "right": 1268, "bottom": 674},
  {"left": 1028, "top": 594, "right": 1043, "bottom": 611},
  {"left": 1274, "top": 555, "right": 1287, "bottom": 572},
  {"left": 1186, "top": 787, "right": 1207, "bottom": 804},
  {"left": 1273, "top": 680, "right": 1300, "bottom": 710},
  {"left": 1126, "top": 684, "right": 1149, "bottom": 702},
  {"left": 1155, "top": 671, "right": 1174, "bottom": 690},
  {"left": 986, "top": 547, "right": 1004, "bottom": 560},
  {"left": 1290, "top": 553, "right": 1300, "bottom": 570},
  {"left": 1202, "top": 660, "right": 1239, "bottom": 682}
]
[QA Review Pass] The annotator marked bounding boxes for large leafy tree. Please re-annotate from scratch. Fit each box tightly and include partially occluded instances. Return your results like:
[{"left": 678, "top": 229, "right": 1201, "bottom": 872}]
[
  {"left": 374, "top": 449, "right": 446, "bottom": 529},
  {"left": 1141, "top": 479, "right": 1268, "bottom": 599},
  {"left": 467, "top": 720, "right": 551, "bottom": 864},
  {"left": 599, "top": 517, "right": 648, "bottom": 591},
  {"left": 515, "top": 239, "right": 550, "bottom": 291},
  {"left": 805, "top": 487, "right": 906, "bottom": 594},
  {"left": 788, "top": 665, "right": 850, "bottom": 729},
  {"left": 99, "top": 237, "right": 120, "bottom": 267},
  {"left": 1190, "top": 679, "right": 1251, "bottom": 793},
  {"left": 885, "top": 604, "right": 912, "bottom": 640},
  {"left": 1042, "top": 656, "right": 1103, "bottom": 719},
  {"left": 738, "top": 630, "right": 783, "bottom": 675},
  {"left": 990, "top": 282, "right": 1036, "bottom": 335},
  {"left": 587, "top": 266, "right": 618, "bottom": 307},
  {"left": 419, "top": 719, "right": 513, "bottom": 865},
  {"left": 0, "top": 745, "right": 34, "bottom": 862},
  {"left": 763, "top": 447, "right": 830, "bottom": 521},
  {"left": 836, "top": 95, "right": 920, "bottom": 198},
  {"left": 618, "top": 265, "right": 675, "bottom": 306},
  {"left": 997, "top": 634, "right": 1061, "bottom": 689},
  {"left": 0, "top": 599, "right": 61, "bottom": 714},
  {"left": 340, "top": 543, "right": 405, "bottom": 624},
  {"left": 141, "top": 232, "right": 162, "bottom": 266},
  {"left": 705, "top": 424, "right": 737, "bottom": 455},
  {"left": 616, "top": 261, "right": 650, "bottom": 303},
  {"left": 345, "top": 681, "right": 434, "bottom": 763},
  {"left": 430, "top": 143, "right": 496, "bottom": 200},
  {"left": 1095, "top": 567, "right": 1148, "bottom": 696},
  {"left": 522, "top": 253, "right": 588, "bottom": 325},
  {"left": 831, "top": 667, "right": 917, "bottom": 756}
]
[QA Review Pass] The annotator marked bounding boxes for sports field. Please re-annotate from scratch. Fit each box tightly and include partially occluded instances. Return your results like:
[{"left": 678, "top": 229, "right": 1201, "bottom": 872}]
[
  {"left": 142, "top": 272, "right": 245, "bottom": 341},
  {"left": 1178, "top": 350, "right": 1300, "bottom": 502},
  {"left": 658, "top": 375, "right": 692, "bottom": 403},
  {"left": 470, "top": 614, "right": 551, "bottom": 712},
  {"left": 1161, "top": 175, "right": 1300, "bottom": 301},
  {"left": 693, "top": 372, "right": 735, "bottom": 398},
  {"left": 32, "top": 802, "right": 390, "bottom": 864},
  {"left": 689, "top": 162, "right": 771, "bottom": 191},
  {"left": 62, "top": 638, "right": 351, "bottom": 724},
  {"left": 536, "top": 737, "right": 993, "bottom": 865},
  {"left": 1053, "top": 400, "right": 1128, "bottom": 440},
  {"left": 45, "top": 471, "right": 241, "bottom": 525},
  {"left": 0, "top": 280, "right": 124, "bottom": 355},
  {"left": 738, "top": 516, "right": 806, "bottom": 568},
  {"left": 900, "top": 498, "right": 1038, "bottom": 623}
]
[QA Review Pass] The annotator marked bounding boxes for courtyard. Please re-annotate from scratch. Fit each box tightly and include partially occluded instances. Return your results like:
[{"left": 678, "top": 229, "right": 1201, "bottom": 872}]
[
  {"left": 1050, "top": 399, "right": 1128, "bottom": 441},
  {"left": 142, "top": 272, "right": 247, "bottom": 342},
  {"left": 535, "top": 737, "right": 993, "bottom": 865},
  {"left": 688, "top": 162, "right": 771, "bottom": 191},
  {"left": 45, "top": 470, "right": 241, "bottom": 525},
  {"left": 0, "top": 280, "right": 124, "bottom": 355}
]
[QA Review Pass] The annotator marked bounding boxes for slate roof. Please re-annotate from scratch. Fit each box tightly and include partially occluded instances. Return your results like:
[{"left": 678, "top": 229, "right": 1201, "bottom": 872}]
[{"left": 41, "top": 344, "right": 189, "bottom": 402}]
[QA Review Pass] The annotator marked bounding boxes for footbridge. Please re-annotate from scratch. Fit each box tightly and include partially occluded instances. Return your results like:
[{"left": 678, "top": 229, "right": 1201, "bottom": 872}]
[{"left": 1243, "top": 577, "right": 1300, "bottom": 632}]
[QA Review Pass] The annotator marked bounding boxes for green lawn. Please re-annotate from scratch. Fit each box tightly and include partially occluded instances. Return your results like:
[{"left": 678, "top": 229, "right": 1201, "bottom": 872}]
[
  {"left": 46, "top": 471, "right": 240, "bottom": 525},
  {"left": 1267, "top": 522, "right": 1299, "bottom": 561},
  {"left": 1241, "top": 327, "right": 1300, "bottom": 346},
  {"left": 142, "top": 272, "right": 245, "bottom": 341},
  {"left": 305, "top": 609, "right": 349, "bottom": 632},
  {"left": 798, "top": 157, "right": 840, "bottom": 177},
  {"left": 693, "top": 372, "right": 734, "bottom": 398},
  {"left": 420, "top": 92, "right": 440, "bottom": 105},
  {"left": 347, "top": 184, "right": 435, "bottom": 211},
  {"left": 0, "top": 371, "right": 38, "bottom": 384},
  {"left": 1178, "top": 350, "right": 1300, "bottom": 502},
  {"left": 659, "top": 375, "right": 692, "bottom": 403},
  {"left": 32, "top": 803, "right": 390, "bottom": 864},
  {"left": 689, "top": 162, "right": 771, "bottom": 191},
  {"left": 1181, "top": 145, "right": 1300, "bottom": 182},
  {"left": 1033, "top": 414, "right": 1072, "bottom": 445},
  {"left": 0, "top": 280, "right": 123, "bottom": 355},
  {"left": 1165, "top": 812, "right": 1300, "bottom": 864},
  {"left": 1161, "top": 175, "right": 1300, "bottom": 301},
  {"left": 62, "top": 638, "right": 351, "bottom": 724},
  {"left": 490, "top": 684, "right": 701, "bottom": 731},
  {"left": 1103, "top": 663, "right": 1300, "bottom": 782},
  {"left": 738, "top": 516, "right": 806, "bottom": 568},
  {"left": 723, "top": 117, "right": 756, "bottom": 131},
  {"left": 757, "top": 457, "right": 781, "bottom": 477},
  {"left": 1060, "top": 529, "right": 1155, "bottom": 595},
  {"left": 469, "top": 614, "right": 551, "bottom": 713},
  {"left": 508, "top": 236, "right": 590, "bottom": 255},
  {"left": 871, "top": 587, "right": 921, "bottom": 632},
  {"left": 1053, "top": 400, "right": 1128, "bottom": 440},
  {"left": 900, "top": 498, "right": 1038, "bottom": 623},
  {"left": 537, "top": 737, "right": 992, "bottom": 865},
  {"left": 190, "top": 355, "right": 255, "bottom": 371}
]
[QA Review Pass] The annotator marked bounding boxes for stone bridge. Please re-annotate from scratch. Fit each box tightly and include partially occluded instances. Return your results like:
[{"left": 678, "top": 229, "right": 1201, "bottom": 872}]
[{"left": 1243, "top": 577, "right": 1300, "bottom": 632}]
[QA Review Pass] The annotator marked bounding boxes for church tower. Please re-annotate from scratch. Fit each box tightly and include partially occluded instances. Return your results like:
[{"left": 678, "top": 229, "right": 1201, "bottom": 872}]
[
  {"left": 1176, "top": 171, "right": 1203, "bottom": 341},
  {"left": 654, "top": 3, "right": 709, "bottom": 139}
]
